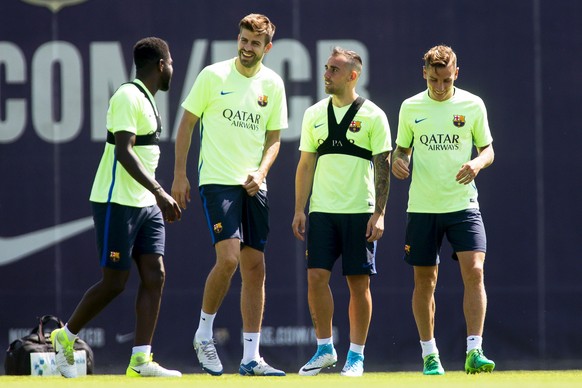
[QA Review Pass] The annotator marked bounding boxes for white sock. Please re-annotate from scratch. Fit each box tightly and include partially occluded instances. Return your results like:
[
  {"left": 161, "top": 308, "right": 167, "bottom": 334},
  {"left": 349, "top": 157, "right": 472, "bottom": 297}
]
[
  {"left": 195, "top": 310, "right": 216, "bottom": 341},
  {"left": 420, "top": 338, "right": 439, "bottom": 358},
  {"left": 63, "top": 324, "right": 77, "bottom": 341},
  {"left": 467, "top": 335, "right": 483, "bottom": 352},
  {"left": 242, "top": 332, "right": 261, "bottom": 363},
  {"left": 317, "top": 337, "right": 333, "bottom": 346},
  {"left": 349, "top": 343, "right": 365, "bottom": 355},
  {"left": 132, "top": 345, "right": 151, "bottom": 358}
]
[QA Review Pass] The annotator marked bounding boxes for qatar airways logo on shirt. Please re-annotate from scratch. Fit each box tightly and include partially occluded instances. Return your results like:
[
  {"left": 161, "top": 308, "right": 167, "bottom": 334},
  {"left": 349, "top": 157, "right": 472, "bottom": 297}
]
[
  {"left": 419, "top": 133, "right": 460, "bottom": 151},
  {"left": 223, "top": 109, "right": 261, "bottom": 131}
]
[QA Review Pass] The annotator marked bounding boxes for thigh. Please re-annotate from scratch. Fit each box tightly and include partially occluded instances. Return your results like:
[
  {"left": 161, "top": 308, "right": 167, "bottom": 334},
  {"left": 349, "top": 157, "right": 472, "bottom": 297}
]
[
  {"left": 92, "top": 202, "right": 142, "bottom": 270},
  {"left": 340, "top": 213, "right": 376, "bottom": 276},
  {"left": 242, "top": 189, "right": 270, "bottom": 252},
  {"left": 307, "top": 212, "right": 341, "bottom": 271},
  {"left": 445, "top": 209, "right": 487, "bottom": 260},
  {"left": 133, "top": 205, "right": 165, "bottom": 259},
  {"left": 403, "top": 212, "right": 444, "bottom": 266},
  {"left": 199, "top": 184, "right": 244, "bottom": 245}
]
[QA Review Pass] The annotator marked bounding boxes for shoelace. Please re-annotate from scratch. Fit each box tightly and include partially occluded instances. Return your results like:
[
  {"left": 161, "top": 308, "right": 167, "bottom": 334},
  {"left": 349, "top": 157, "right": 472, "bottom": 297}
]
[
  {"left": 425, "top": 355, "right": 440, "bottom": 369},
  {"left": 344, "top": 355, "right": 362, "bottom": 371},
  {"left": 201, "top": 341, "right": 219, "bottom": 360}
]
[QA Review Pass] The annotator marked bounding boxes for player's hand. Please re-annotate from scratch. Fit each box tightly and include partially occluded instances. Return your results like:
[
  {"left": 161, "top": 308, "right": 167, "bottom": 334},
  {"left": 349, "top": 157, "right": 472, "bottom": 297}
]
[
  {"left": 171, "top": 175, "right": 191, "bottom": 209},
  {"left": 392, "top": 157, "right": 410, "bottom": 180},
  {"left": 292, "top": 212, "right": 307, "bottom": 241},
  {"left": 456, "top": 161, "right": 480, "bottom": 185},
  {"left": 155, "top": 189, "right": 182, "bottom": 223},
  {"left": 243, "top": 171, "right": 264, "bottom": 197},
  {"left": 366, "top": 212, "right": 384, "bottom": 242}
]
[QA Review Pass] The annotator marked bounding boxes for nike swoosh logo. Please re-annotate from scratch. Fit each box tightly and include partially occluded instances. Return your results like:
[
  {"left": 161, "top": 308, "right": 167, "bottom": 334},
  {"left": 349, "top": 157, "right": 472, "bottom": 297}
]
[
  {"left": 301, "top": 366, "right": 322, "bottom": 372},
  {"left": 220, "top": 91, "right": 234, "bottom": 95},
  {"left": 415, "top": 118, "right": 428, "bottom": 124},
  {"left": 0, "top": 217, "right": 93, "bottom": 266},
  {"left": 314, "top": 123, "right": 325, "bottom": 128},
  {"left": 130, "top": 367, "right": 141, "bottom": 374},
  {"left": 244, "top": 338, "right": 253, "bottom": 342},
  {"left": 116, "top": 332, "right": 135, "bottom": 343}
]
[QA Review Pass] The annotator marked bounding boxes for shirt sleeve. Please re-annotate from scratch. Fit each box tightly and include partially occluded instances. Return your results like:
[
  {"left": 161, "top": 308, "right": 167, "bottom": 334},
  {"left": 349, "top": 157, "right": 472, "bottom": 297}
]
[
  {"left": 395, "top": 101, "right": 413, "bottom": 148},
  {"left": 472, "top": 97, "right": 493, "bottom": 147},
  {"left": 108, "top": 86, "right": 139, "bottom": 135}
]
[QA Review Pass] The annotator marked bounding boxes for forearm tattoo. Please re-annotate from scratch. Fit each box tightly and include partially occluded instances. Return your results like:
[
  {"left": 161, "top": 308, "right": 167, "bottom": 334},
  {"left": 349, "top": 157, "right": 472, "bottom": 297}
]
[{"left": 373, "top": 151, "right": 391, "bottom": 215}]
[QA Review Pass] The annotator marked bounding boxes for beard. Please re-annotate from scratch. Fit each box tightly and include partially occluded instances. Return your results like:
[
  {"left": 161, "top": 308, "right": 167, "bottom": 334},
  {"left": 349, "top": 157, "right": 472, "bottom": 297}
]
[{"left": 238, "top": 50, "right": 262, "bottom": 69}]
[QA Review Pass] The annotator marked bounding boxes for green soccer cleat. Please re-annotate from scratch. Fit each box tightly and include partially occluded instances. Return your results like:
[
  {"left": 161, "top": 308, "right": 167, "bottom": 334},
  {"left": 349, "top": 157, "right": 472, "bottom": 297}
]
[
  {"left": 423, "top": 353, "right": 445, "bottom": 375},
  {"left": 51, "top": 328, "right": 78, "bottom": 378},
  {"left": 465, "top": 348, "right": 495, "bottom": 374}
]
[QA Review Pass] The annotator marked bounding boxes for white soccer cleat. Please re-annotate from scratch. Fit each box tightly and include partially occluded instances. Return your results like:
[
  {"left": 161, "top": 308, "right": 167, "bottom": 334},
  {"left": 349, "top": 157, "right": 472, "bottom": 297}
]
[
  {"left": 194, "top": 339, "right": 223, "bottom": 376},
  {"left": 239, "top": 357, "right": 286, "bottom": 376},
  {"left": 126, "top": 352, "right": 181, "bottom": 377},
  {"left": 299, "top": 344, "right": 338, "bottom": 376},
  {"left": 340, "top": 351, "right": 364, "bottom": 377}
]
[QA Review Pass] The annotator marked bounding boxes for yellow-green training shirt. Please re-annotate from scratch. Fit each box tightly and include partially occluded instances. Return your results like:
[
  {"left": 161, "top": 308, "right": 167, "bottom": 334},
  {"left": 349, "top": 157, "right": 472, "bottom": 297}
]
[
  {"left": 300, "top": 97, "right": 392, "bottom": 214},
  {"left": 182, "top": 58, "right": 288, "bottom": 190},
  {"left": 90, "top": 79, "right": 160, "bottom": 207},
  {"left": 396, "top": 87, "right": 493, "bottom": 213}
]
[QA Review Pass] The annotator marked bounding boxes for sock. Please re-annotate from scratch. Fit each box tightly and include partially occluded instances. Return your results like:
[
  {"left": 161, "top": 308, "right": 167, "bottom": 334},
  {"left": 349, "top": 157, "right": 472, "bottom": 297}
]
[
  {"left": 467, "top": 335, "right": 483, "bottom": 352},
  {"left": 317, "top": 337, "right": 333, "bottom": 347},
  {"left": 132, "top": 345, "right": 151, "bottom": 358},
  {"left": 195, "top": 310, "right": 216, "bottom": 341},
  {"left": 63, "top": 324, "right": 77, "bottom": 341},
  {"left": 349, "top": 343, "right": 365, "bottom": 355},
  {"left": 420, "top": 338, "right": 438, "bottom": 359},
  {"left": 242, "top": 332, "right": 261, "bottom": 363}
]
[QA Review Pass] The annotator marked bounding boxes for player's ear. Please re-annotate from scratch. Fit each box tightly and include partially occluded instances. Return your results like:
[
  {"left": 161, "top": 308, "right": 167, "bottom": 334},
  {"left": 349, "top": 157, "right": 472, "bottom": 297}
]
[{"left": 264, "top": 41, "right": 273, "bottom": 53}]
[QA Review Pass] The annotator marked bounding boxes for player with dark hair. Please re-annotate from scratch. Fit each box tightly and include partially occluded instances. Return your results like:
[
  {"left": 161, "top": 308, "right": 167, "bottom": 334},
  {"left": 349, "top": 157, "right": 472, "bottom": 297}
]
[
  {"left": 51, "top": 36, "right": 181, "bottom": 378},
  {"left": 392, "top": 44, "right": 495, "bottom": 375},
  {"left": 293, "top": 46, "right": 392, "bottom": 377},
  {"left": 172, "top": 14, "right": 287, "bottom": 376}
]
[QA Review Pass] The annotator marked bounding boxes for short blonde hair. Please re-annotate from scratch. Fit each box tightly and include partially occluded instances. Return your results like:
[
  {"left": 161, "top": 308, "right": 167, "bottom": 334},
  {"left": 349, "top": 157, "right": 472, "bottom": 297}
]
[{"left": 423, "top": 45, "right": 457, "bottom": 69}]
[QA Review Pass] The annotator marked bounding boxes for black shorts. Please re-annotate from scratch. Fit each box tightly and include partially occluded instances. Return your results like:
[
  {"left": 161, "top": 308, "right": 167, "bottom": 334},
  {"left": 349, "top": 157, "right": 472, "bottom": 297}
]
[
  {"left": 307, "top": 212, "right": 376, "bottom": 276},
  {"left": 199, "top": 184, "right": 269, "bottom": 252},
  {"left": 92, "top": 202, "right": 165, "bottom": 270},
  {"left": 403, "top": 208, "right": 486, "bottom": 266}
]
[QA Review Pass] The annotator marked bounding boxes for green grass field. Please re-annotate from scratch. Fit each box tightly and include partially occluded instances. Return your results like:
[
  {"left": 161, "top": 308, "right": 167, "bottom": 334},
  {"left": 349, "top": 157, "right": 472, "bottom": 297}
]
[{"left": 1, "top": 371, "right": 581, "bottom": 388}]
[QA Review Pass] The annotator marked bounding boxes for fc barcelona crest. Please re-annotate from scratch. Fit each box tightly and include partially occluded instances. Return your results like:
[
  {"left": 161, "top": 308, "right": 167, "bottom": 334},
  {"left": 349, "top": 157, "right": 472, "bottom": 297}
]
[
  {"left": 349, "top": 120, "right": 362, "bottom": 133},
  {"left": 258, "top": 95, "right": 268, "bottom": 107},
  {"left": 109, "top": 251, "right": 121, "bottom": 262},
  {"left": 213, "top": 222, "right": 223, "bottom": 234},
  {"left": 453, "top": 115, "right": 466, "bottom": 127}
]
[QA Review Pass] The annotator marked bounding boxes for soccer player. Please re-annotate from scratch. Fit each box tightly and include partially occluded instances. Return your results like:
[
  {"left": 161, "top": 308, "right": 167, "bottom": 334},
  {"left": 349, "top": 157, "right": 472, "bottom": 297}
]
[
  {"left": 51, "top": 37, "right": 182, "bottom": 378},
  {"left": 292, "top": 47, "right": 392, "bottom": 377},
  {"left": 392, "top": 45, "right": 496, "bottom": 375},
  {"left": 171, "top": 14, "right": 287, "bottom": 376}
]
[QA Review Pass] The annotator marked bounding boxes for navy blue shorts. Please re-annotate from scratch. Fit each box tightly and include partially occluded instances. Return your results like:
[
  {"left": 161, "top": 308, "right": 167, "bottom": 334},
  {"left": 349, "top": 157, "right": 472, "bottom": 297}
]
[
  {"left": 307, "top": 212, "right": 376, "bottom": 276},
  {"left": 92, "top": 202, "right": 165, "bottom": 270},
  {"left": 199, "top": 184, "right": 269, "bottom": 252},
  {"left": 403, "top": 208, "right": 486, "bottom": 266}
]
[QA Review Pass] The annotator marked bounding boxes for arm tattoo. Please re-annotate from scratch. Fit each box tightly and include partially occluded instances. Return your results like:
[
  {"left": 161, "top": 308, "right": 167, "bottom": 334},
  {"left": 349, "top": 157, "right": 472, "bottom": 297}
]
[{"left": 373, "top": 151, "right": 391, "bottom": 216}]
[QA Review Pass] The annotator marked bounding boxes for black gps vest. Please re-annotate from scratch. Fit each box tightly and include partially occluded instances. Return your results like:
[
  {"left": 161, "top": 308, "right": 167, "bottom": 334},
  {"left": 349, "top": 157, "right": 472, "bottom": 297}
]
[
  {"left": 106, "top": 82, "right": 162, "bottom": 146},
  {"left": 316, "top": 97, "right": 372, "bottom": 161}
]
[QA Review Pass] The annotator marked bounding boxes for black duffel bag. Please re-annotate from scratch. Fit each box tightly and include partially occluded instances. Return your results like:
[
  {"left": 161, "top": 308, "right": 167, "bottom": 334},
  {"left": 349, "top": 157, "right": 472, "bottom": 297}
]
[{"left": 4, "top": 314, "right": 94, "bottom": 375}]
